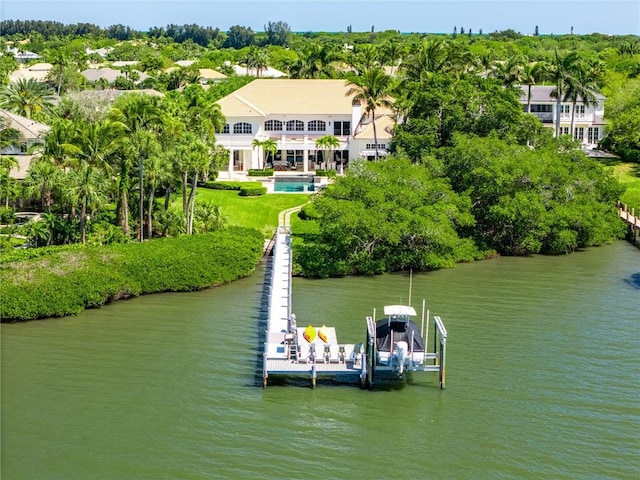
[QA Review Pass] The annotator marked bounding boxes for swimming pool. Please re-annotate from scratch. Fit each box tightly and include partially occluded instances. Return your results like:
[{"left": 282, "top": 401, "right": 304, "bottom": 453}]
[{"left": 273, "top": 178, "right": 316, "bottom": 192}]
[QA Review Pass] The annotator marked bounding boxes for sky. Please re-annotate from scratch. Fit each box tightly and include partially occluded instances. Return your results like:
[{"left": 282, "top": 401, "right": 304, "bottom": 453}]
[{"left": 1, "top": 0, "right": 638, "bottom": 36}]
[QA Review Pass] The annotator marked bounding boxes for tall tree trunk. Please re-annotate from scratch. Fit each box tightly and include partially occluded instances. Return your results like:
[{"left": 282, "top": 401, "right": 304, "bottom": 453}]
[
  {"left": 182, "top": 172, "right": 189, "bottom": 214},
  {"left": 555, "top": 85, "right": 562, "bottom": 138},
  {"left": 115, "top": 161, "right": 130, "bottom": 235},
  {"left": 372, "top": 108, "right": 379, "bottom": 161},
  {"left": 45, "top": 189, "right": 51, "bottom": 213},
  {"left": 164, "top": 186, "right": 171, "bottom": 211},
  {"left": 570, "top": 100, "right": 577, "bottom": 141},
  {"left": 186, "top": 172, "right": 199, "bottom": 235},
  {"left": 147, "top": 186, "right": 156, "bottom": 240},
  {"left": 80, "top": 202, "right": 87, "bottom": 245},
  {"left": 138, "top": 158, "right": 144, "bottom": 242}
]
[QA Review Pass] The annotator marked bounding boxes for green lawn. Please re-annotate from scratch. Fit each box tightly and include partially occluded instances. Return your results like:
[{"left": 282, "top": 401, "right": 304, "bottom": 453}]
[
  {"left": 196, "top": 189, "right": 310, "bottom": 237},
  {"left": 602, "top": 160, "right": 640, "bottom": 213}
]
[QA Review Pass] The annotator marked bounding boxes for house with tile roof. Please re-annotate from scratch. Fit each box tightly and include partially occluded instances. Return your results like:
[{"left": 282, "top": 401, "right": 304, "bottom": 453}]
[
  {"left": 519, "top": 85, "right": 605, "bottom": 148},
  {"left": 0, "top": 109, "right": 50, "bottom": 180},
  {"left": 9, "top": 63, "right": 53, "bottom": 83},
  {"left": 215, "top": 79, "right": 394, "bottom": 177}
]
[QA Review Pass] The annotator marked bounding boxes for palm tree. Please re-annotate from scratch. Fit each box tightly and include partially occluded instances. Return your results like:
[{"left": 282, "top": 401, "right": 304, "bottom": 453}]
[
  {"left": 0, "top": 116, "right": 22, "bottom": 150},
  {"left": 345, "top": 67, "right": 392, "bottom": 161},
  {"left": 66, "top": 163, "right": 109, "bottom": 244},
  {"left": 110, "top": 94, "right": 163, "bottom": 238},
  {"left": 175, "top": 133, "right": 210, "bottom": 234},
  {"left": 549, "top": 49, "right": 581, "bottom": 138},
  {"left": 0, "top": 78, "right": 55, "bottom": 120},
  {"left": 315, "top": 135, "right": 340, "bottom": 170},
  {"left": 290, "top": 43, "right": 339, "bottom": 79},
  {"left": 252, "top": 138, "right": 277, "bottom": 169},
  {"left": 381, "top": 42, "right": 404, "bottom": 76},
  {"left": 39, "top": 119, "right": 77, "bottom": 166},
  {"left": 520, "top": 61, "right": 547, "bottom": 113},
  {"left": 402, "top": 38, "right": 450, "bottom": 81},
  {"left": 144, "top": 152, "right": 172, "bottom": 239},
  {"left": 22, "top": 160, "right": 63, "bottom": 212},
  {"left": 492, "top": 55, "right": 526, "bottom": 88},
  {"left": 563, "top": 65, "right": 599, "bottom": 141},
  {"left": 46, "top": 50, "right": 71, "bottom": 96},
  {"left": 245, "top": 46, "right": 269, "bottom": 78},
  {"left": 350, "top": 44, "right": 380, "bottom": 72},
  {"left": 0, "top": 116, "right": 22, "bottom": 207},
  {"left": 67, "top": 119, "right": 125, "bottom": 171}
]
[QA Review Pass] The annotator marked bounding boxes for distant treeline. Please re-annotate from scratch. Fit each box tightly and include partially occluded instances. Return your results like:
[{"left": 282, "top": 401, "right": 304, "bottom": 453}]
[{"left": 0, "top": 20, "right": 221, "bottom": 45}]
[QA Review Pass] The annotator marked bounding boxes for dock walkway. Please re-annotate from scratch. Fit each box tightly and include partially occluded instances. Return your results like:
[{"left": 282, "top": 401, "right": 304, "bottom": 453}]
[{"left": 262, "top": 215, "right": 365, "bottom": 388}]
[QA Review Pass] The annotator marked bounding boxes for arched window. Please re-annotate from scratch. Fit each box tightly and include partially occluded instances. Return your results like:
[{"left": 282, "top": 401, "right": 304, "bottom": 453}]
[
  {"left": 217, "top": 123, "right": 230, "bottom": 134},
  {"left": 264, "top": 120, "right": 283, "bottom": 131},
  {"left": 286, "top": 120, "right": 304, "bottom": 131},
  {"left": 308, "top": 120, "right": 326, "bottom": 132},
  {"left": 233, "top": 122, "right": 252, "bottom": 134}
]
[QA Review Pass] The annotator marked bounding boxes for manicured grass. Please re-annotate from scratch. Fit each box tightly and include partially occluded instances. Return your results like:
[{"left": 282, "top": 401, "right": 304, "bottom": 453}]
[
  {"left": 602, "top": 160, "right": 640, "bottom": 212},
  {"left": 196, "top": 189, "right": 310, "bottom": 237}
]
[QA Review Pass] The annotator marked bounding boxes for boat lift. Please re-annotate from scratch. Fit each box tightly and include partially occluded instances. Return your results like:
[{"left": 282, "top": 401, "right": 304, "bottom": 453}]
[{"left": 261, "top": 228, "right": 448, "bottom": 389}]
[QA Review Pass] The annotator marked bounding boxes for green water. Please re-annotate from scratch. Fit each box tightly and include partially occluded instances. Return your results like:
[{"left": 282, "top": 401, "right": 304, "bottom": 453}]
[{"left": 2, "top": 242, "right": 639, "bottom": 479}]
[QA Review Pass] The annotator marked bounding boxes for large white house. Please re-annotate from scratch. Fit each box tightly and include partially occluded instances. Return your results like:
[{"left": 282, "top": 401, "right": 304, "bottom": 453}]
[
  {"left": 215, "top": 79, "right": 393, "bottom": 177},
  {"left": 519, "top": 85, "right": 605, "bottom": 148}
]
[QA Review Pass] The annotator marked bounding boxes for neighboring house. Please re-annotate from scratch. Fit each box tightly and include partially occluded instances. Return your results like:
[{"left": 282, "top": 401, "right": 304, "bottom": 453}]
[
  {"left": 9, "top": 63, "right": 53, "bottom": 83},
  {"left": 5, "top": 47, "right": 41, "bottom": 63},
  {"left": 85, "top": 47, "right": 114, "bottom": 58},
  {"left": 198, "top": 68, "right": 227, "bottom": 83},
  {"left": 519, "top": 85, "right": 605, "bottom": 148},
  {"left": 111, "top": 61, "right": 139, "bottom": 68},
  {"left": 215, "top": 79, "right": 393, "bottom": 177},
  {"left": 81, "top": 67, "right": 149, "bottom": 84},
  {"left": 175, "top": 60, "right": 196, "bottom": 67},
  {"left": 231, "top": 65, "right": 287, "bottom": 78},
  {"left": 0, "top": 109, "right": 49, "bottom": 180}
]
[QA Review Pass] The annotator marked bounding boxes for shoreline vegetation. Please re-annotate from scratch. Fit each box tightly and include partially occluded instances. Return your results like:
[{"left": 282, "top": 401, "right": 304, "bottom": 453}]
[
  {"left": 0, "top": 227, "right": 263, "bottom": 322},
  {"left": 1, "top": 21, "right": 638, "bottom": 320}
]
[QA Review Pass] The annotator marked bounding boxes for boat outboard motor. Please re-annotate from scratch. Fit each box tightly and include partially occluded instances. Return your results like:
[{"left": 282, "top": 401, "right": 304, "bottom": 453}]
[{"left": 395, "top": 341, "right": 408, "bottom": 375}]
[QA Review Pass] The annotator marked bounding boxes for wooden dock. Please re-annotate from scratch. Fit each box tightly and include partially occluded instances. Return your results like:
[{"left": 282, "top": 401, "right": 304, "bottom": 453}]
[{"left": 617, "top": 203, "right": 640, "bottom": 247}]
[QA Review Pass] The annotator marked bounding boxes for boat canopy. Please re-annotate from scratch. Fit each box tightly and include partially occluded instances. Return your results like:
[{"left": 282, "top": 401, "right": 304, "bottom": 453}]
[
  {"left": 383, "top": 305, "right": 417, "bottom": 317},
  {"left": 375, "top": 318, "right": 425, "bottom": 353}
]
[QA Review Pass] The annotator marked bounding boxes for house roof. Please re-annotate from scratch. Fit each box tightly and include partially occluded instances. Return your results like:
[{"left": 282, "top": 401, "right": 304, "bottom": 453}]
[
  {"left": 354, "top": 115, "right": 395, "bottom": 140},
  {"left": 199, "top": 68, "right": 227, "bottom": 80},
  {"left": 82, "top": 68, "right": 122, "bottom": 83},
  {"left": 81, "top": 68, "right": 149, "bottom": 83},
  {"left": 175, "top": 60, "right": 196, "bottom": 67},
  {"left": 66, "top": 89, "right": 165, "bottom": 105},
  {"left": 217, "top": 79, "right": 365, "bottom": 117},
  {"left": 231, "top": 65, "right": 287, "bottom": 78},
  {"left": 27, "top": 63, "right": 53, "bottom": 71},
  {"left": 112, "top": 60, "right": 139, "bottom": 67},
  {"left": 518, "top": 85, "right": 605, "bottom": 103},
  {"left": 0, "top": 109, "right": 50, "bottom": 139}
]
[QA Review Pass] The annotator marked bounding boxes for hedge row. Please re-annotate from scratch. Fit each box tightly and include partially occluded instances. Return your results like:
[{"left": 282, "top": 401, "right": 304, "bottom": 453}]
[
  {"left": 0, "top": 227, "right": 264, "bottom": 322},
  {"left": 315, "top": 169, "right": 337, "bottom": 178},
  {"left": 239, "top": 185, "right": 267, "bottom": 196},
  {"left": 248, "top": 169, "right": 274, "bottom": 176},
  {"left": 202, "top": 181, "right": 257, "bottom": 191}
]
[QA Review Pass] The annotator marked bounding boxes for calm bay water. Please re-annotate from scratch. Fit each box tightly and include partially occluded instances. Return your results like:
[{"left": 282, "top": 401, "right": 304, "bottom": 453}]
[{"left": 1, "top": 241, "right": 638, "bottom": 479}]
